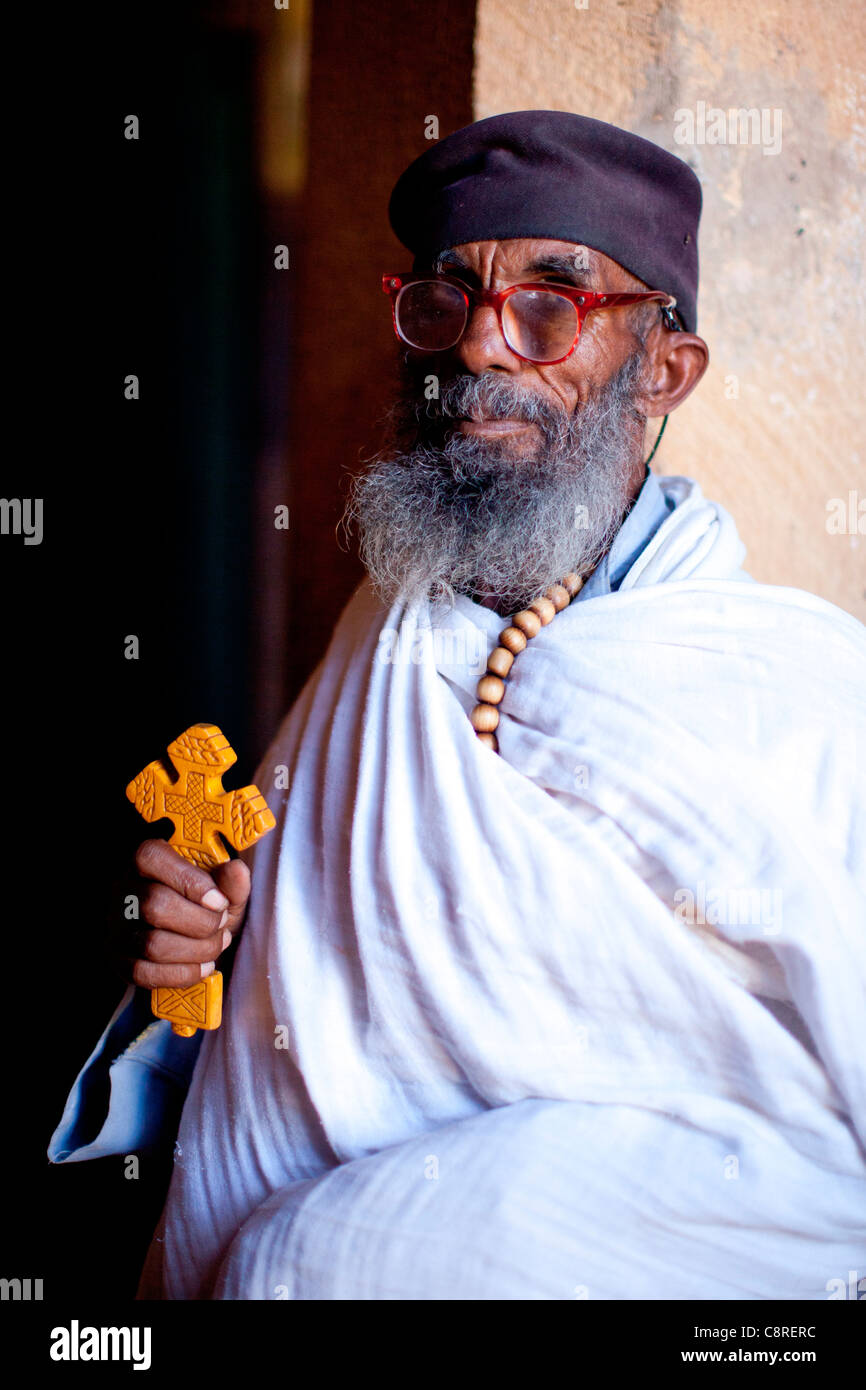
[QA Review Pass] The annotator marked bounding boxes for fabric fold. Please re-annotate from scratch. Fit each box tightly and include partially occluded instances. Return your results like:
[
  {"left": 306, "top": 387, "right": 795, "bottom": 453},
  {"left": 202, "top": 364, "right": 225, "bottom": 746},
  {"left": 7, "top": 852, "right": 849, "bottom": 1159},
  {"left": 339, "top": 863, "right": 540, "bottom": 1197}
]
[{"left": 138, "top": 473, "right": 866, "bottom": 1299}]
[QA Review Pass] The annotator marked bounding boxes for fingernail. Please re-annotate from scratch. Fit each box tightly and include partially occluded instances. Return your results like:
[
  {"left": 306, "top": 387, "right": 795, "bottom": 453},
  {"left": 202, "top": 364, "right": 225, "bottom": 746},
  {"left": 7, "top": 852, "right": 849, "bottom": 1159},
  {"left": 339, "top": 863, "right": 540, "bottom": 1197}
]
[
  {"left": 221, "top": 929, "right": 232, "bottom": 951},
  {"left": 202, "top": 889, "right": 229, "bottom": 910},
  {"left": 201, "top": 961, "right": 215, "bottom": 978}
]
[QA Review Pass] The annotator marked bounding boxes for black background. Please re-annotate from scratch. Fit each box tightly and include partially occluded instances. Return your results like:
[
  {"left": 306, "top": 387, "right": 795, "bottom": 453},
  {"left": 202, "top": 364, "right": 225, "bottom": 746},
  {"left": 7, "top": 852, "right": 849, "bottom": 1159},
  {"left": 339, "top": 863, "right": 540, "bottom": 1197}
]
[{"left": 5, "top": 2, "right": 270, "bottom": 1301}]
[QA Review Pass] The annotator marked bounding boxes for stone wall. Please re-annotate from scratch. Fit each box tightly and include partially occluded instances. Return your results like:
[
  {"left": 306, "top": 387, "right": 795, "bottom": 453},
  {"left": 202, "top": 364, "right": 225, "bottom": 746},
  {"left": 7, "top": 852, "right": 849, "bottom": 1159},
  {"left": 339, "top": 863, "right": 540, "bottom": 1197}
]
[{"left": 475, "top": 0, "right": 865, "bottom": 619}]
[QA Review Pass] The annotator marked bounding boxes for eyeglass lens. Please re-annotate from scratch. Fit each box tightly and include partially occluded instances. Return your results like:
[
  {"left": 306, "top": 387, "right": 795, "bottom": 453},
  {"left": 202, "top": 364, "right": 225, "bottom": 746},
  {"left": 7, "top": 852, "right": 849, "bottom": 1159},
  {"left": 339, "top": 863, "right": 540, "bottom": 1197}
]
[{"left": 395, "top": 281, "right": 580, "bottom": 361}]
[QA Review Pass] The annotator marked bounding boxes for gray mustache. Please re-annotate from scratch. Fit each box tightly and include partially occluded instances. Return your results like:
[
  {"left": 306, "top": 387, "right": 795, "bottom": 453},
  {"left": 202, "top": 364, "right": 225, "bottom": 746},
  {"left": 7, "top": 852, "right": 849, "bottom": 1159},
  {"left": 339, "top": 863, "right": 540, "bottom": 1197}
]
[{"left": 423, "top": 374, "right": 566, "bottom": 433}]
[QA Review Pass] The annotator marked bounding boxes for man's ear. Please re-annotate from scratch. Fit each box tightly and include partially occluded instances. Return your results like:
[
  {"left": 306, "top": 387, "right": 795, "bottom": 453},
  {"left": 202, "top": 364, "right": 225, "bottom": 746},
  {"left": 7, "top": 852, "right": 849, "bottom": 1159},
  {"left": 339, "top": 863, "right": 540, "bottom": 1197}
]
[{"left": 639, "top": 330, "right": 709, "bottom": 419}]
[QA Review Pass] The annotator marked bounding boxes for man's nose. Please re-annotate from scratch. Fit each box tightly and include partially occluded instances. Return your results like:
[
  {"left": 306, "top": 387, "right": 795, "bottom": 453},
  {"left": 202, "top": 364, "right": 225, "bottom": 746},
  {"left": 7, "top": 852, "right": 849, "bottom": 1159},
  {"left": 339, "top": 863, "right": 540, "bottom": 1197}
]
[{"left": 450, "top": 304, "right": 522, "bottom": 375}]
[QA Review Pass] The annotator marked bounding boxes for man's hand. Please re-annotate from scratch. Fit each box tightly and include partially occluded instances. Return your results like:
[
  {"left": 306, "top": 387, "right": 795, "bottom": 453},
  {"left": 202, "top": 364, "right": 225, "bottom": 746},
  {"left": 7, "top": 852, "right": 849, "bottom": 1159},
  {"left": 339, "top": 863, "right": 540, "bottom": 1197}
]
[{"left": 129, "top": 838, "right": 251, "bottom": 988}]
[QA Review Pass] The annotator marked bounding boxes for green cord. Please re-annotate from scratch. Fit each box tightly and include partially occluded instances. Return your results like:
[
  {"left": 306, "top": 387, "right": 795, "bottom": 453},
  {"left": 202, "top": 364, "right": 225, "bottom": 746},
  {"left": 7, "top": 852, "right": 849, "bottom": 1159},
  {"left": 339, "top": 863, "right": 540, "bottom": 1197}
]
[{"left": 644, "top": 413, "right": 669, "bottom": 468}]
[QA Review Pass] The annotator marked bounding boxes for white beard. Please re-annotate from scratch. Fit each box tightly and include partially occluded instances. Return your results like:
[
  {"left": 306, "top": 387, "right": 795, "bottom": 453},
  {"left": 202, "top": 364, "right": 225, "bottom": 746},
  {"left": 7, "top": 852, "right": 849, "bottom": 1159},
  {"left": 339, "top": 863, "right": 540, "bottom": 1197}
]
[{"left": 343, "top": 351, "right": 647, "bottom": 615}]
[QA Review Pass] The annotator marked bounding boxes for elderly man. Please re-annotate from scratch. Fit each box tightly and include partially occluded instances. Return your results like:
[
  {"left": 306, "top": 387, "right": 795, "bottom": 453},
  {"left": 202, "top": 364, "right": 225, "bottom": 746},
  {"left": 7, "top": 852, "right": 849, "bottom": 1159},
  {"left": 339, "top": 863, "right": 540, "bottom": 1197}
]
[{"left": 50, "top": 111, "right": 866, "bottom": 1301}]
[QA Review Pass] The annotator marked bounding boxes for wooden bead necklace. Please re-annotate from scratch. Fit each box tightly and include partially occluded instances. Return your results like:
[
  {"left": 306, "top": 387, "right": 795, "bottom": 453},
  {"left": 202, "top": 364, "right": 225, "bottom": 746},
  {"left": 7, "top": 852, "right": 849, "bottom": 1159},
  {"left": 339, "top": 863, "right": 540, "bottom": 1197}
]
[{"left": 471, "top": 572, "right": 585, "bottom": 753}]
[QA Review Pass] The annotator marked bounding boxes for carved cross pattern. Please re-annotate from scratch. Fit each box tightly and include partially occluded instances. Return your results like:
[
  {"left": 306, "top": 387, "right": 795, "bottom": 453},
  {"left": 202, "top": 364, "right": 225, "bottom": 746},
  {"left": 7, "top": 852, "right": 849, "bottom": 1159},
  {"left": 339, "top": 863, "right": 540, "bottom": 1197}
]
[
  {"left": 164, "top": 770, "right": 225, "bottom": 846},
  {"left": 126, "top": 723, "right": 276, "bottom": 1035}
]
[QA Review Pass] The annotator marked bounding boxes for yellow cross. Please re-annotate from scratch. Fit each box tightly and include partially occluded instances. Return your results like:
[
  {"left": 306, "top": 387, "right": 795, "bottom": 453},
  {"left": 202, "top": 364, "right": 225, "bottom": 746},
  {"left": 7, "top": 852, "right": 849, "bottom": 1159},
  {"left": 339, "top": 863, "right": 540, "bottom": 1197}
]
[{"left": 126, "top": 724, "right": 276, "bottom": 1035}]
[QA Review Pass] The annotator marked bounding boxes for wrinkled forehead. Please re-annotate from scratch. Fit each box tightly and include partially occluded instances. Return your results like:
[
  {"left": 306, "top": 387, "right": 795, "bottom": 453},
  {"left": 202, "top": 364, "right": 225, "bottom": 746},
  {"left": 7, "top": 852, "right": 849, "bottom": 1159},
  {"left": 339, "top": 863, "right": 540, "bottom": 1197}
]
[{"left": 414, "top": 238, "right": 645, "bottom": 289}]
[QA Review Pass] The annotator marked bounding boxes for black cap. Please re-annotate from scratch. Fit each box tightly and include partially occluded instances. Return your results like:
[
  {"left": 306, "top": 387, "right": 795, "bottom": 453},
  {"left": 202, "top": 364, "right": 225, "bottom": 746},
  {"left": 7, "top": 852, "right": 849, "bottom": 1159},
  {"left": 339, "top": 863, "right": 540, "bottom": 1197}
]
[{"left": 388, "top": 109, "right": 701, "bottom": 333}]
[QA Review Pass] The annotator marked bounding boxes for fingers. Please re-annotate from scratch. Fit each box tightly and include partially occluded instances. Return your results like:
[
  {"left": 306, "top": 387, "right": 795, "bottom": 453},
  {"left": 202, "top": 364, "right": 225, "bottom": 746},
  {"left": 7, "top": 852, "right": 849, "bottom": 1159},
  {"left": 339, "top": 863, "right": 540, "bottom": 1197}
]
[
  {"left": 125, "top": 838, "right": 253, "bottom": 989},
  {"left": 138, "top": 880, "right": 228, "bottom": 939},
  {"left": 132, "top": 956, "right": 220, "bottom": 990},
  {"left": 142, "top": 925, "right": 233, "bottom": 965},
  {"left": 135, "top": 838, "right": 231, "bottom": 912},
  {"left": 210, "top": 858, "right": 251, "bottom": 934},
  {"left": 130, "top": 923, "right": 233, "bottom": 989}
]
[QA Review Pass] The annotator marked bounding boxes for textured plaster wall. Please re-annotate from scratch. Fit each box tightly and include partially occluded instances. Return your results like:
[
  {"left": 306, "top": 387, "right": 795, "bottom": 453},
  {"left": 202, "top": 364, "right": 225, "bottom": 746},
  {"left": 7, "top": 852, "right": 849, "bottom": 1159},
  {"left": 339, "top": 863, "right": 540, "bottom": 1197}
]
[{"left": 475, "top": 0, "right": 865, "bottom": 620}]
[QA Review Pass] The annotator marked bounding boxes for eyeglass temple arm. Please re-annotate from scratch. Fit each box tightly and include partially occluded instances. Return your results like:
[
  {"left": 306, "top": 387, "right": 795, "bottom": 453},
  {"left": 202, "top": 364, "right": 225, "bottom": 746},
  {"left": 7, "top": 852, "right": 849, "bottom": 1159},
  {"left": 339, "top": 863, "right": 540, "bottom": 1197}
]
[{"left": 603, "top": 291, "right": 680, "bottom": 331}]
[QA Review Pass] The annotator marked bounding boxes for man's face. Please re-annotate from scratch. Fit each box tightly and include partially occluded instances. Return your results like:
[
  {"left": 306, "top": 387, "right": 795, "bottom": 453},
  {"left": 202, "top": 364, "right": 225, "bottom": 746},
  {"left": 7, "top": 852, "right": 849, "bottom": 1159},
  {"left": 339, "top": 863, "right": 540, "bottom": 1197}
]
[
  {"left": 345, "top": 236, "right": 657, "bottom": 616},
  {"left": 416, "top": 236, "right": 655, "bottom": 466}
]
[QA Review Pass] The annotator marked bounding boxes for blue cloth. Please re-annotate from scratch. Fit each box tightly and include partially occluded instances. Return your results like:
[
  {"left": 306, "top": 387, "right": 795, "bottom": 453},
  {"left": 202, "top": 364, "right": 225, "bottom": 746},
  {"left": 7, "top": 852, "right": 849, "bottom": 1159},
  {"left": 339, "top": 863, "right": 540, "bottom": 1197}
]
[
  {"left": 48, "top": 985, "right": 205, "bottom": 1162},
  {"left": 47, "top": 468, "right": 673, "bottom": 1165},
  {"left": 578, "top": 464, "right": 672, "bottom": 599}
]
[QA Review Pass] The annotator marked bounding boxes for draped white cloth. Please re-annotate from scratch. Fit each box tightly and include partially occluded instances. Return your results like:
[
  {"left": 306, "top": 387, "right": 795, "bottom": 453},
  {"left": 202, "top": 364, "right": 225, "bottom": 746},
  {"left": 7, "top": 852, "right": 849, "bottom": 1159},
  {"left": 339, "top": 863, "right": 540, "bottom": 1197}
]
[{"left": 140, "top": 475, "right": 866, "bottom": 1301}]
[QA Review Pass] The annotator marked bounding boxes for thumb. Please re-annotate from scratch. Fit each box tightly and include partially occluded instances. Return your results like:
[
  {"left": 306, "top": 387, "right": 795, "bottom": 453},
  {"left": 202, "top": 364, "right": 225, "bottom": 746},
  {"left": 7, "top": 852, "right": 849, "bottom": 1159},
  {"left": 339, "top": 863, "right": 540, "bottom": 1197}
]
[{"left": 211, "top": 857, "right": 251, "bottom": 934}]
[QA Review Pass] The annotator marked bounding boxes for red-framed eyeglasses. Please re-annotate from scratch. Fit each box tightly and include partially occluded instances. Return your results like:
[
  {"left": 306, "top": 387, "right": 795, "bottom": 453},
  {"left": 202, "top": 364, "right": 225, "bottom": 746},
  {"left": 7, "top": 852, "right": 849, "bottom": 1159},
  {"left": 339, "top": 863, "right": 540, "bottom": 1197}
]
[{"left": 382, "top": 272, "right": 678, "bottom": 365}]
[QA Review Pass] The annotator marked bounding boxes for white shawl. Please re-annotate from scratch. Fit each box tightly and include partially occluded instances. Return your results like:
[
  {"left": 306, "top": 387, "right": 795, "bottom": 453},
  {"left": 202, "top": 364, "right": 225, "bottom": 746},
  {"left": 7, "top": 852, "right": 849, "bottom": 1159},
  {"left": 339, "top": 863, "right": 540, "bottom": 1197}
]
[{"left": 141, "top": 475, "right": 866, "bottom": 1300}]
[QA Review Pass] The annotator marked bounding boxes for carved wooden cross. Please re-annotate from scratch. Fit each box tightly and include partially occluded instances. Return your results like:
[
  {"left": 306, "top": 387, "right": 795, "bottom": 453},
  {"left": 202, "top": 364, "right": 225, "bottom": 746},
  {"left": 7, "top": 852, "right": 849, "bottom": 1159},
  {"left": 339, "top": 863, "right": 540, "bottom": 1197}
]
[{"left": 126, "top": 724, "right": 276, "bottom": 1036}]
